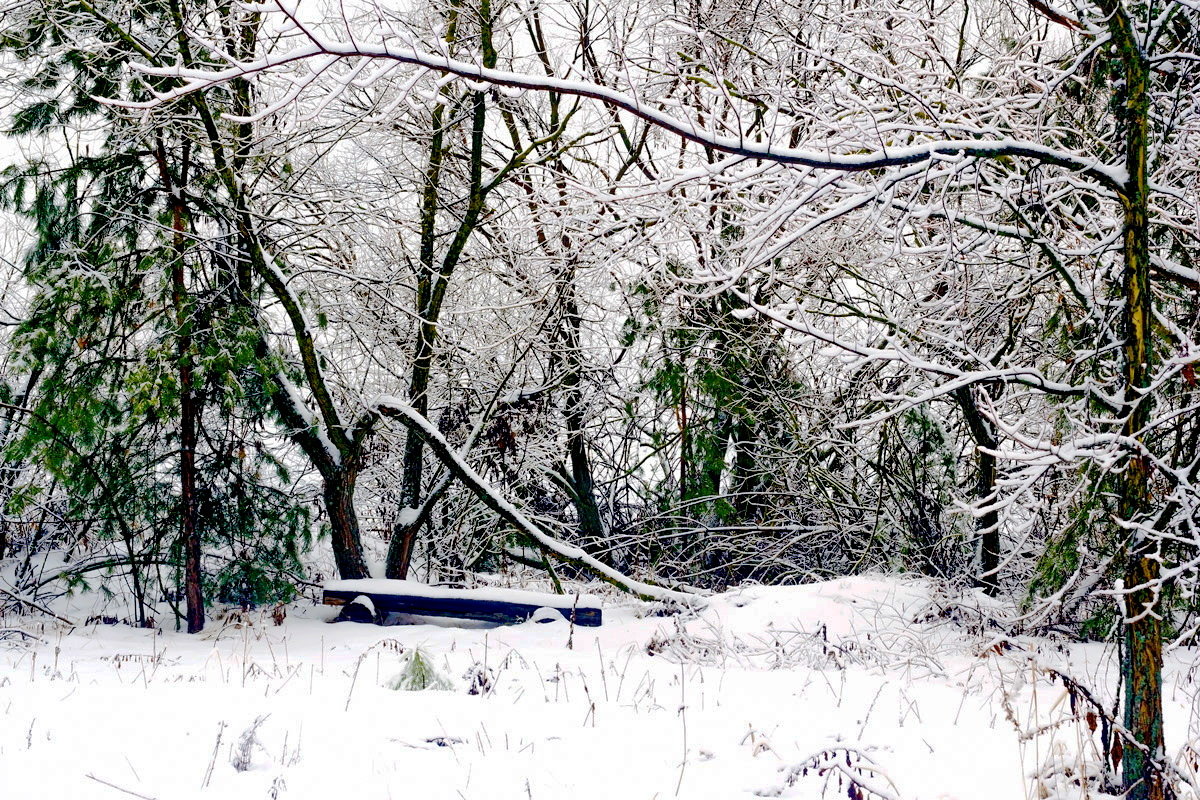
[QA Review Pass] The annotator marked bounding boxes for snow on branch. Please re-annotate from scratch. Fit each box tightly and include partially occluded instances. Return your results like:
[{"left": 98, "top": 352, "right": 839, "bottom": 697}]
[{"left": 118, "top": 1, "right": 1129, "bottom": 193}]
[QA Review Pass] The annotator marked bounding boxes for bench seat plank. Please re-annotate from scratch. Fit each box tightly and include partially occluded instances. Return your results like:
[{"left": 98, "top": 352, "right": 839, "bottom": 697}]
[{"left": 323, "top": 579, "right": 602, "bottom": 627}]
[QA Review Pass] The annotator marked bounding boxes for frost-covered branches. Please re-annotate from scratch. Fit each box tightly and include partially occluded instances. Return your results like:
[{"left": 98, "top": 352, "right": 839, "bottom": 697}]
[{"left": 2, "top": 1, "right": 1199, "bottom": 794}]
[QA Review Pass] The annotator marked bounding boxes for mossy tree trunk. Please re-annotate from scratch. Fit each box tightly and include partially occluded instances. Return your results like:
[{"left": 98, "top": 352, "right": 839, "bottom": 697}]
[{"left": 1101, "top": 1, "right": 1168, "bottom": 795}]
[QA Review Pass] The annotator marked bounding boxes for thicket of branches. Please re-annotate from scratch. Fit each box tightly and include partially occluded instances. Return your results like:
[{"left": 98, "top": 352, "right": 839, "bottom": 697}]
[{"left": 0, "top": 0, "right": 1197, "bottom": 795}]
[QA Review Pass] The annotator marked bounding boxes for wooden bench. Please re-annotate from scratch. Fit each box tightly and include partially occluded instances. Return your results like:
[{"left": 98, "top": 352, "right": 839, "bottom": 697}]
[{"left": 323, "top": 579, "right": 603, "bottom": 628}]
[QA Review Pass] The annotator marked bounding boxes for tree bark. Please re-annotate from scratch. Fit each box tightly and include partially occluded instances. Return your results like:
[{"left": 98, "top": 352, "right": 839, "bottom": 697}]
[
  {"left": 156, "top": 136, "right": 204, "bottom": 634},
  {"left": 385, "top": 107, "right": 445, "bottom": 581},
  {"left": 557, "top": 283, "right": 605, "bottom": 548},
  {"left": 323, "top": 470, "right": 368, "bottom": 581},
  {"left": 953, "top": 385, "right": 1002, "bottom": 596},
  {"left": 0, "top": 370, "right": 40, "bottom": 563},
  {"left": 1106, "top": 4, "right": 1168, "bottom": 795}
]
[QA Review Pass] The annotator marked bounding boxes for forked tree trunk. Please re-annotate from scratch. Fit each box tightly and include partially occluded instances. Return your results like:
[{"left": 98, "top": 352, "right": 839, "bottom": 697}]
[{"left": 386, "top": 1, "right": 496, "bottom": 579}]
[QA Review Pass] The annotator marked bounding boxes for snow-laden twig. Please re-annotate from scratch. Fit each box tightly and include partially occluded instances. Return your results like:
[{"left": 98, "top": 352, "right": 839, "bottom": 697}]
[{"left": 758, "top": 745, "right": 902, "bottom": 799}]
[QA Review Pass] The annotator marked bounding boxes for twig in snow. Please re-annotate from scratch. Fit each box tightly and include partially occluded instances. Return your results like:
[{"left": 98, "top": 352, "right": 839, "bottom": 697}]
[
  {"left": 0, "top": 585, "right": 74, "bottom": 626},
  {"left": 85, "top": 774, "right": 157, "bottom": 800},
  {"left": 201, "top": 721, "right": 227, "bottom": 788},
  {"left": 0, "top": 628, "right": 43, "bottom": 644},
  {"left": 675, "top": 661, "right": 689, "bottom": 796}
]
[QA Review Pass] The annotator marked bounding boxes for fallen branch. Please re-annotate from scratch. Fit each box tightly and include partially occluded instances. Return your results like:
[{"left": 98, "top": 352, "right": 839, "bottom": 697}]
[{"left": 372, "top": 396, "right": 705, "bottom": 606}]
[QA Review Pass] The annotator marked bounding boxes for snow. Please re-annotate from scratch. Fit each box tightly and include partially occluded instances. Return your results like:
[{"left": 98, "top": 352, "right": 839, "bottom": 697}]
[
  {"left": 3, "top": 575, "right": 1192, "bottom": 799},
  {"left": 277, "top": 371, "right": 341, "bottom": 468},
  {"left": 394, "top": 507, "right": 420, "bottom": 527},
  {"left": 325, "top": 579, "right": 603, "bottom": 610}
]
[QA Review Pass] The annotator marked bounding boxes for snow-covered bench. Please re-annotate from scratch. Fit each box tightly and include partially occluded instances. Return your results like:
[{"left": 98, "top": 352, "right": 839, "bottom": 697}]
[{"left": 323, "top": 579, "right": 603, "bottom": 627}]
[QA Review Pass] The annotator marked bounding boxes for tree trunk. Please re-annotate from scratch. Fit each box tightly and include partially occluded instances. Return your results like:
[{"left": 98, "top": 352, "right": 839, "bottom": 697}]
[
  {"left": 565, "top": 399, "right": 605, "bottom": 546},
  {"left": 558, "top": 287, "right": 605, "bottom": 548},
  {"left": 323, "top": 470, "right": 369, "bottom": 580},
  {"left": 954, "top": 386, "right": 1002, "bottom": 596},
  {"left": 0, "top": 371, "right": 39, "bottom": 563},
  {"left": 171, "top": 197, "right": 203, "bottom": 632},
  {"left": 1118, "top": 145, "right": 1168, "bottom": 800},
  {"left": 385, "top": 296, "right": 435, "bottom": 580},
  {"left": 156, "top": 137, "right": 204, "bottom": 634},
  {"left": 1109, "top": 8, "right": 1168, "bottom": 795},
  {"left": 731, "top": 419, "right": 761, "bottom": 521},
  {"left": 179, "top": 344, "right": 203, "bottom": 634}
]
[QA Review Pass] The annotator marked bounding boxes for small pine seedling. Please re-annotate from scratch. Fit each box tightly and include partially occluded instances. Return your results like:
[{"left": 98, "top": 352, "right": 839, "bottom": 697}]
[{"left": 385, "top": 649, "right": 453, "bottom": 691}]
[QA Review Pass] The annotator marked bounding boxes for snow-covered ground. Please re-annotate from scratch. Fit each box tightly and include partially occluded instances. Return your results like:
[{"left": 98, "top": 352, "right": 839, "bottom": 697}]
[{"left": 2, "top": 576, "right": 1197, "bottom": 799}]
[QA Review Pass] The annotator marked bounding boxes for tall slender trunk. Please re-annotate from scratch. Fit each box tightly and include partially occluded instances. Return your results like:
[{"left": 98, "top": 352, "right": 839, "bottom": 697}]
[
  {"left": 520, "top": 4, "right": 605, "bottom": 550},
  {"left": 386, "top": 104, "right": 446, "bottom": 580},
  {"left": 1107, "top": 8, "right": 1167, "bottom": 796},
  {"left": 177, "top": 273, "right": 203, "bottom": 634},
  {"left": 0, "top": 370, "right": 40, "bottom": 563},
  {"left": 1118, "top": 118, "right": 1167, "bottom": 800},
  {"left": 157, "top": 139, "right": 204, "bottom": 634}
]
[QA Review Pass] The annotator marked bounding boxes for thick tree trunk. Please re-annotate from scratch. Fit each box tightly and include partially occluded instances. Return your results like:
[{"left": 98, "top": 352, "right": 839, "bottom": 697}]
[
  {"left": 257, "top": 353, "right": 371, "bottom": 581},
  {"left": 387, "top": 410, "right": 425, "bottom": 578},
  {"left": 323, "top": 470, "right": 369, "bottom": 580}
]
